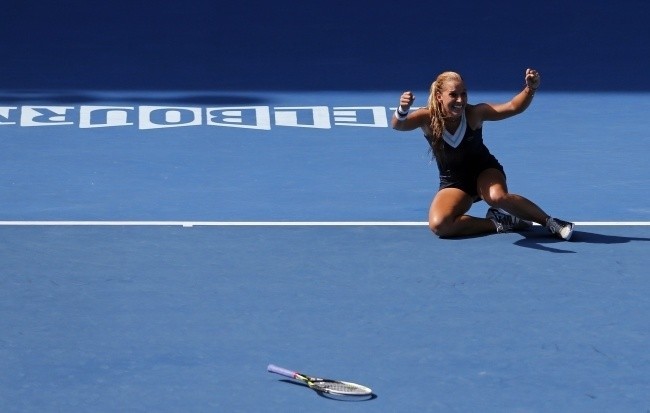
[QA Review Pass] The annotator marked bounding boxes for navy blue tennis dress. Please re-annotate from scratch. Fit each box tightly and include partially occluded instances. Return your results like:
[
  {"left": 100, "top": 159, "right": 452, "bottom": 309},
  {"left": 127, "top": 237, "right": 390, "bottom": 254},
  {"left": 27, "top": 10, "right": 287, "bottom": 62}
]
[{"left": 425, "top": 109, "right": 505, "bottom": 199}]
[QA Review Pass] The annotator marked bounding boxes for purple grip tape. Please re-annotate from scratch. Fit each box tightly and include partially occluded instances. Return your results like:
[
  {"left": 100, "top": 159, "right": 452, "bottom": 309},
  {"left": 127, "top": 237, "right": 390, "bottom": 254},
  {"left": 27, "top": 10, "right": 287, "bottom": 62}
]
[{"left": 267, "top": 364, "right": 296, "bottom": 378}]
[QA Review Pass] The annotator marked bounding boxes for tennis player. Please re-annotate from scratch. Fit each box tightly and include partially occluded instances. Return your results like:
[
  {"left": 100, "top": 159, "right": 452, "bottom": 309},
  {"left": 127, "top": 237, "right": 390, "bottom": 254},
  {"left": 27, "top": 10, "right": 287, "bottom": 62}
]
[{"left": 392, "top": 68, "right": 574, "bottom": 240}]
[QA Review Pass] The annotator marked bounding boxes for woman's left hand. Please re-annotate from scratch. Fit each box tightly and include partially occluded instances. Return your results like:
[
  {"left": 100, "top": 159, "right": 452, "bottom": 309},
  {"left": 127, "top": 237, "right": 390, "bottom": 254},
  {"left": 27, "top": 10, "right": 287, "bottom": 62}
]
[{"left": 525, "top": 68, "right": 541, "bottom": 90}]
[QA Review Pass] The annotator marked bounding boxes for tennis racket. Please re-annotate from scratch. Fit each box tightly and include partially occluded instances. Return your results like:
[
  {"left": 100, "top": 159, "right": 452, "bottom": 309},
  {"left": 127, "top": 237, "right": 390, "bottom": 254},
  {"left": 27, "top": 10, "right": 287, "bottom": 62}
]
[{"left": 267, "top": 364, "right": 372, "bottom": 396}]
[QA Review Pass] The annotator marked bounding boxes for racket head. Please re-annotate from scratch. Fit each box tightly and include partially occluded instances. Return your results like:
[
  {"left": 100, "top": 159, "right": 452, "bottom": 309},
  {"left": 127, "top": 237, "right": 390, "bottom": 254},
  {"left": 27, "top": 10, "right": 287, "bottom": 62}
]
[
  {"left": 267, "top": 364, "right": 373, "bottom": 397},
  {"left": 308, "top": 379, "right": 373, "bottom": 396}
]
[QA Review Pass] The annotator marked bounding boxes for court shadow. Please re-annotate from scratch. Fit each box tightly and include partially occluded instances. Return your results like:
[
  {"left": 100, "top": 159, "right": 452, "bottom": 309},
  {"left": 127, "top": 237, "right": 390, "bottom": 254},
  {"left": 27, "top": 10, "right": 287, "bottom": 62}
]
[
  {"left": 442, "top": 232, "right": 494, "bottom": 241},
  {"left": 513, "top": 229, "right": 650, "bottom": 253},
  {"left": 569, "top": 230, "right": 650, "bottom": 244},
  {"left": 513, "top": 230, "right": 576, "bottom": 253}
]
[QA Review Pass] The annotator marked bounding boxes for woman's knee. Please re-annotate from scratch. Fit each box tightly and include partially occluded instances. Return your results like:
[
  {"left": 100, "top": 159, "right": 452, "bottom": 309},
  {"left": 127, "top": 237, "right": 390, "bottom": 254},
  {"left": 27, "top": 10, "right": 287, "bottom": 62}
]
[
  {"left": 485, "top": 191, "right": 522, "bottom": 210},
  {"left": 478, "top": 168, "right": 508, "bottom": 206},
  {"left": 428, "top": 187, "right": 473, "bottom": 237},
  {"left": 428, "top": 214, "right": 454, "bottom": 237},
  {"left": 484, "top": 192, "right": 508, "bottom": 209}
]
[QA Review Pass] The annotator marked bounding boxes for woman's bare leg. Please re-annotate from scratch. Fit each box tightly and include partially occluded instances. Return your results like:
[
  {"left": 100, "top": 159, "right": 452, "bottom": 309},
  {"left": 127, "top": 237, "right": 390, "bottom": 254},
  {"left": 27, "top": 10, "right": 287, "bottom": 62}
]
[
  {"left": 477, "top": 168, "right": 549, "bottom": 225},
  {"left": 428, "top": 187, "right": 496, "bottom": 237}
]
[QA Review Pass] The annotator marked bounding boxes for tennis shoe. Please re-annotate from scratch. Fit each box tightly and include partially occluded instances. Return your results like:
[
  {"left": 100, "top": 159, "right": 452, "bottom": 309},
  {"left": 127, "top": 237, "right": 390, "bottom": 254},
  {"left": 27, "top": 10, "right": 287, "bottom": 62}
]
[
  {"left": 546, "top": 217, "right": 575, "bottom": 241},
  {"left": 486, "top": 208, "right": 533, "bottom": 233}
]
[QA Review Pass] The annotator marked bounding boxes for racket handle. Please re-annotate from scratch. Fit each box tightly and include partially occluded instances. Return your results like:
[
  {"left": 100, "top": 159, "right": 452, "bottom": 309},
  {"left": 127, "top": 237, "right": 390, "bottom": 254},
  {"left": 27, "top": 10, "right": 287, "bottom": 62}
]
[{"left": 267, "top": 364, "right": 296, "bottom": 378}]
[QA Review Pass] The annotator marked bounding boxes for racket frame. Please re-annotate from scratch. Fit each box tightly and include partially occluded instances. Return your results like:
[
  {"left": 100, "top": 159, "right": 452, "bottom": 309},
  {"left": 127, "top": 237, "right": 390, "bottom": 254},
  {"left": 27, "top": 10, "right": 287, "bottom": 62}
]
[{"left": 267, "top": 364, "right": 372, "bottom": 396}]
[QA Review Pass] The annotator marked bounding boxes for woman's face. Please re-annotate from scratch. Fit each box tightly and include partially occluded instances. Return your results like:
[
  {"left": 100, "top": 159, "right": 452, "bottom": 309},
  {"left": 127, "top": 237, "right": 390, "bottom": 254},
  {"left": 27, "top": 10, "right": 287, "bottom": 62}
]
[{"left": 436, "top": 79, "right": 467, "bottom": 118}]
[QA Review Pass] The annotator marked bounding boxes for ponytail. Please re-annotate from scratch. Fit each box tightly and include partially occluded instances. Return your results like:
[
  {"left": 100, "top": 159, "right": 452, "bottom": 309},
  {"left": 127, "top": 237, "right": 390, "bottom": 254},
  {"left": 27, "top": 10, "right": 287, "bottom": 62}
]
[{"left": 426, "top": 71, "right": 463, "bottom": 157}]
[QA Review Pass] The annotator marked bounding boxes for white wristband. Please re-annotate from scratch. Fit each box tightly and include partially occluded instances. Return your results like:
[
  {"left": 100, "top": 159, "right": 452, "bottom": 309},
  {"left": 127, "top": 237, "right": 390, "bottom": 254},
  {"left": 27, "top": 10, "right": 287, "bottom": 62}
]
[{"left": 395, "top": 109, "right": 408, "bottom": 121}]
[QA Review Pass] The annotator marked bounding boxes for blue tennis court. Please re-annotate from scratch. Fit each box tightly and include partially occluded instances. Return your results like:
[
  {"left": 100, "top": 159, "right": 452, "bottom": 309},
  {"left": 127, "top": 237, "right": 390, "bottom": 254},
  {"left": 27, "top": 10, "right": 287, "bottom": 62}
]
[{"left": 2, "top": 1, "right": 649, "bottom": 412}]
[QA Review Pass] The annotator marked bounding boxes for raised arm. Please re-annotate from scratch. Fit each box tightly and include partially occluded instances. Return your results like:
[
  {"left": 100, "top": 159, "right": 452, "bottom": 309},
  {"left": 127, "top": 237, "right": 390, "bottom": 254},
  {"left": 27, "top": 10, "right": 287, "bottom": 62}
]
[
  {"left": 473, "top": 68, "right": 541, "bottom": 123},
  {"left": 391, "top": 91, "right": 429, "bottom": 131}
]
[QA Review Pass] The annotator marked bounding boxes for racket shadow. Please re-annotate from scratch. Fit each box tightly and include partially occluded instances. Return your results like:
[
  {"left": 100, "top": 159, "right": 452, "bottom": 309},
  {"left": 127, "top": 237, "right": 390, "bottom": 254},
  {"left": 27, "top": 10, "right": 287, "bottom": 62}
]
[{"left": 277, "top": 379, "right": 378, "bottom": 402}]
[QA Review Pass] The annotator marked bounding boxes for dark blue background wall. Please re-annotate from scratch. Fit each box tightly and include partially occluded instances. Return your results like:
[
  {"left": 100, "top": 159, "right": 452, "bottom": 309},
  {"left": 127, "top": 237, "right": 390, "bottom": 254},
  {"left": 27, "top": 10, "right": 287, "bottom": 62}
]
[{"left": 1, "top": 0, "right": 648, "bottom": 91}]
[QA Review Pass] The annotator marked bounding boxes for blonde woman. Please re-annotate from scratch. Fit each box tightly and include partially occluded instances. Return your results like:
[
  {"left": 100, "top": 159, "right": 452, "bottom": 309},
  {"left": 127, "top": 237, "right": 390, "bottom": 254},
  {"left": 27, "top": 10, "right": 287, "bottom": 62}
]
[{"left": 391, "top": 68, "right": 574, "bottom": 240}]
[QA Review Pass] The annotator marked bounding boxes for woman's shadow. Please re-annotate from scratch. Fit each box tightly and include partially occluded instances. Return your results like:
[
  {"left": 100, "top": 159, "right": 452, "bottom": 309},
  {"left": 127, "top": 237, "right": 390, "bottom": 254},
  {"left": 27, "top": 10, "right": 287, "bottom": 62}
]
[{"left": 513, "top": 227, "right": 650, "bottom": 253}]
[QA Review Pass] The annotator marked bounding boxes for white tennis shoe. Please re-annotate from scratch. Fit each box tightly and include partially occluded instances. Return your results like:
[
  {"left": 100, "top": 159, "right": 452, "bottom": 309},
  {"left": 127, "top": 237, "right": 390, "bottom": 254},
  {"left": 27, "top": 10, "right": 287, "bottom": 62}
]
[{"left": 546, "top": 217, "right": 575, "bottom": 241}]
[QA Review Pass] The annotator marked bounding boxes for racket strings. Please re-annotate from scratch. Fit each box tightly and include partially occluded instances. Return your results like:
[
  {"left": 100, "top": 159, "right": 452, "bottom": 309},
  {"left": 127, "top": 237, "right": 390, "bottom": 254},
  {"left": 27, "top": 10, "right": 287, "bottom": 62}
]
[{"left": 313, "top": 380, "right": 369, "bottom": 395}]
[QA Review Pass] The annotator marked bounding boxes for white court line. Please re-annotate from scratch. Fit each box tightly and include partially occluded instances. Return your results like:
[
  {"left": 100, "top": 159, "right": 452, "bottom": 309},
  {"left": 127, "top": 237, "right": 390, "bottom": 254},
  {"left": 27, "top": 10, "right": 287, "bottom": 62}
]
[
  {"left": 0, "top": 221, "right": 649, "bottom": 227},
  {"left": 0, "top": 221, "right": 425, "bottom": 227}
]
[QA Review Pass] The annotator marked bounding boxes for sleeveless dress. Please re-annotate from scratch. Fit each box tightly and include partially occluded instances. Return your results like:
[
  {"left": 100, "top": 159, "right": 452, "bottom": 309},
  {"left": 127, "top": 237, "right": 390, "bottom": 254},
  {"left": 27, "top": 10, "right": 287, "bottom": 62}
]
[{"left": 424, "top": 110, "right": 504, "bottom": 199}]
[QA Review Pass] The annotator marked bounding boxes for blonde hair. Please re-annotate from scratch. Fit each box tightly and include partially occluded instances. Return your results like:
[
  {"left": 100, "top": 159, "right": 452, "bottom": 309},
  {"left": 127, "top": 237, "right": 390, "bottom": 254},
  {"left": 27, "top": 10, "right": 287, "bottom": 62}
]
[{"left": 426, "top": 71, "right": 464, "bottom": 154}]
